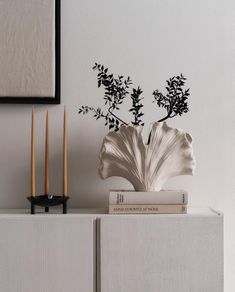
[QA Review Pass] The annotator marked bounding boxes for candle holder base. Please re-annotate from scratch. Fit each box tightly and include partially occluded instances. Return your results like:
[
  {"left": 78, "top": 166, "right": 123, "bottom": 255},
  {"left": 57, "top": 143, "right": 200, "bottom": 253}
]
[{"left": 27, "top": 195, "right": 69, "bottom": 214}]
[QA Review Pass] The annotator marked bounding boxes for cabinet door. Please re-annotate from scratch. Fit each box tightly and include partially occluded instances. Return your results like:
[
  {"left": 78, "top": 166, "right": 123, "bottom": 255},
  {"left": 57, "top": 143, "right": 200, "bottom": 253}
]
[
  {"left": 98, "top": 213, "right": 223, "bottom": 292},
  {"left": 0, "top": 215, "right": 95, "bottom": 292}
]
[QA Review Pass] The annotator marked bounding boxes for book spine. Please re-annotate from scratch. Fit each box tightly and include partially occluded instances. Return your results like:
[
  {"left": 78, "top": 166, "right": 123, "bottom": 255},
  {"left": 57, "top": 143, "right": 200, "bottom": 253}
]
[
  {"left": 109, "top": 191, "right": 188, "bottom": 205},
  {"left": 109, "top": 204, "right": 187, "bottom": 214}
]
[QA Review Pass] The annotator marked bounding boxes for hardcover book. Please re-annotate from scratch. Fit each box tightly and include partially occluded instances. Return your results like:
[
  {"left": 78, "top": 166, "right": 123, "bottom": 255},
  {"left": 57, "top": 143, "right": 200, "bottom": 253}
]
[
  {"left": 109, "top": 190, "right": 188, "bottom": 205},
  {"left": 109, "top": 204, "right": 187, "bottom": 214}
]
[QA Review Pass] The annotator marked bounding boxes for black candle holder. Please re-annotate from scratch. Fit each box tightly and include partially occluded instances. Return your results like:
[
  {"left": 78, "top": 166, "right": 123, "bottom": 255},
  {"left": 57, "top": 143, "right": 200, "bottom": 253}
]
[{"left": 27, "top": 195, "right": 69, "bottom": 214}]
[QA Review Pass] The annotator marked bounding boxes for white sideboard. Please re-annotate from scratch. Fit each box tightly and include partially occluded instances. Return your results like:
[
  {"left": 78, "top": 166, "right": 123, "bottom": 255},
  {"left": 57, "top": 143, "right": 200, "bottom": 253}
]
[
  {"left": 0, "top": 212, "right": 96, "bottom": 292},
  {"left": 0, "top": 208, "right": 223, "bottom": 292},
  {"left": 98, "top": 208, "right": 223, "bottom": 292}
]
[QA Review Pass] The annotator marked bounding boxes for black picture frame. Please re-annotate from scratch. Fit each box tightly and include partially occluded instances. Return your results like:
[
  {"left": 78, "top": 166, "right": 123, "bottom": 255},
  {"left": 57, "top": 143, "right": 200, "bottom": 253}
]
[{"left": 0, "top": 0, "right": 61, "bottom": 104}]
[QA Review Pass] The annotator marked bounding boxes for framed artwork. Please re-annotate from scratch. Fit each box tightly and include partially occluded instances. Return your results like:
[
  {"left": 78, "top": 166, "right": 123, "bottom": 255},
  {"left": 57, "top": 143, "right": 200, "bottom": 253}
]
[{"left": 0, "top": 0, "right": 60, "bottom": 104}]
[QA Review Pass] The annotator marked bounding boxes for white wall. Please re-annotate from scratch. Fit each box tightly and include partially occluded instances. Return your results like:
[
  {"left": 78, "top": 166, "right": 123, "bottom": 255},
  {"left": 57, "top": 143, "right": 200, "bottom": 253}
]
[{"left": 0, "top": 0, "right": 234, "bottom": 290}]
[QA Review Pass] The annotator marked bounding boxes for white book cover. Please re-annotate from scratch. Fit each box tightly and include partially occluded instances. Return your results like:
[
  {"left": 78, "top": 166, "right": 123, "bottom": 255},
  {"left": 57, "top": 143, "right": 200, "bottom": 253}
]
[{"left": 109, "top": 190, "right": 188, "bottom": 205}]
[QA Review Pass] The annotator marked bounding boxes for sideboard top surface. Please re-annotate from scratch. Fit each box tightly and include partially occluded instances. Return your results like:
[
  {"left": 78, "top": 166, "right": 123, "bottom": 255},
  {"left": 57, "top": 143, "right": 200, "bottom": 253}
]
[{"left": 0, "top": 207, "right": 222, "bottom": 218}]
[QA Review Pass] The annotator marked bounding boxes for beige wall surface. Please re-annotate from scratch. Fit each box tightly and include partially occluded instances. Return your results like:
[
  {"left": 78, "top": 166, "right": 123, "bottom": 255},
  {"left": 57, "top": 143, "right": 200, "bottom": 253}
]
[
  {"left": 0, "top": 0, "right": 55, "bottom": 97},
  {"left": 0, "top": 0, "right": 234, "bottom": 290}
]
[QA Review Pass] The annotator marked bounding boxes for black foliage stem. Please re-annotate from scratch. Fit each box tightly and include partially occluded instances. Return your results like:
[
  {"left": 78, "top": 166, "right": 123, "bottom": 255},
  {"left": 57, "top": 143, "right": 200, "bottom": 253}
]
[
  {"left": 157, "top": 113, "right": 177, "bottom": 123},
  {"left": 108, "top": 109, "right": 128, "bottom": 125},
  {"left": 157, "top": 116, "right": 169, "bottom": 123}
]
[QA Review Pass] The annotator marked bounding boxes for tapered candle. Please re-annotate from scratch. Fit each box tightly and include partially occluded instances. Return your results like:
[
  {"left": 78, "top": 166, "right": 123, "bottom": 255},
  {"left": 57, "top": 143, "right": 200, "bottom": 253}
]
[
  {"left": 63, "top": 106, "right": 68, "bottom": 196},
  {"left": 31, "top": 109, "right": 35, "bottom": 197},
  {"left": 45, "top": 110, "right": 49, "bottom": 195}
]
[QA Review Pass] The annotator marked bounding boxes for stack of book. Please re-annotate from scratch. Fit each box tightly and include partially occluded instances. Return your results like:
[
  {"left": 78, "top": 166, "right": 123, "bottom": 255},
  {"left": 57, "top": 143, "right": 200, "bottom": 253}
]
[{"left": 109, "top": 190, "right": 188, "bottom": 214}]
